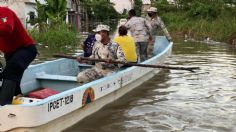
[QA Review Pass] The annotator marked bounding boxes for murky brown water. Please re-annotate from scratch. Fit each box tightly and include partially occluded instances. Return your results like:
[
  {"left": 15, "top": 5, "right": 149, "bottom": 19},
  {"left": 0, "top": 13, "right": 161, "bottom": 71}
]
[{"left": 65, "top": 42, "right": 236, "bottom": 132}]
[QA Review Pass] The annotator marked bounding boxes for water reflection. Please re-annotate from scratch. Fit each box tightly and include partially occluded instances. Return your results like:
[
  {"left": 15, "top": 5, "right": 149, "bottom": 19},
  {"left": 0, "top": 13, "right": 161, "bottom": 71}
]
[{"left": 66, "top": 42, "right": 236, "bottom": 132}]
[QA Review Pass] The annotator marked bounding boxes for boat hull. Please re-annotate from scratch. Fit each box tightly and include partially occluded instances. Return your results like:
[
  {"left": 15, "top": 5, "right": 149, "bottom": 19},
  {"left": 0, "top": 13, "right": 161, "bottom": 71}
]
[
  {"left": 0, "top": 36, "right": 172, "bottom": 132},
  {"left": 9, "top": 69, "right": 158, "bottom": 132}
]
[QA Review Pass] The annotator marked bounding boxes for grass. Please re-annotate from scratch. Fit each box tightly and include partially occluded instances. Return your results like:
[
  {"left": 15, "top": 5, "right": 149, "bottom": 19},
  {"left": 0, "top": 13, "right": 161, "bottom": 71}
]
[
  {"left": 29, "top": 24, "right": 80, "bottom": 52},
  {"left": 161, "top": 11, "right": 236, "bottom": 44}
]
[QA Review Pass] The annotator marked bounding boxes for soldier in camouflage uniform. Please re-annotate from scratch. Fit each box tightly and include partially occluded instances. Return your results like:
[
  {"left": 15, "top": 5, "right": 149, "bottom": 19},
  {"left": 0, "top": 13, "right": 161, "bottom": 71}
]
[
  {"left": 77, "top": 24, "right": 126, "bottom": 84},
  {"left": 146, "top": 7, "right": 172, "bottom": 56},
  {"left": 125, "top": 9, "right": 152, "bottom": 62},
  {"left": 147, "top": 7, "right": 172, "bottom": 41}
]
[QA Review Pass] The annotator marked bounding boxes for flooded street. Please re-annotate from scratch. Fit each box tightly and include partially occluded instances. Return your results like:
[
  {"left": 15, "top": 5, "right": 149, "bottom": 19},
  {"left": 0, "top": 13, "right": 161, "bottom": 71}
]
[{"left": 66, "top": 42, "right": 236, "bottom": 132}]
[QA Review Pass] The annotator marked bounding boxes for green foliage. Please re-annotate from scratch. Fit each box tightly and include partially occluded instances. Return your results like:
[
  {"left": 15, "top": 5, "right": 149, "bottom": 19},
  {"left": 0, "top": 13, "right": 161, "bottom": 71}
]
[
  {"left": 80, "top": 0, "right": 120, "bottom": 21},
  {"left": 29, "top": 23, "right": 79, "bottom": 51},
  {"left": 45, "top": 0, "right": 67, "bottom": 27},
  {"left": 28, "top": 0, "right": 81, "bottom": 51},
  {"left": 79, "top": 0, "right": 120, "bottom": 32},
  {"left": 29, "top": 0, "right": 49, "bottom": 32},
  {"left": 134, "top": 0, "right": 142, "bottom": 16},
  {"left": 154, "top": 0, "right": 225, "bottom": 19},
  {"left": 224, "top": 1, "right": 236, "bottom": 15},
  {"left": 120, "top": 9, "right": 128, "bottom": 18},
  {"left": 151, "top": 0, "right": 236, "bottom": 43},
  {"left": 187, "top": 0, "right": 225, "bottom": 20},
  {"left": 152, "top": 0, "right": 177, "bottom": 14},
  {"left": 161, "top": 11, "right": 236, "bottom": 42},
  {"left": 31, "top": 0, "right": 67, "bottom": 31}
]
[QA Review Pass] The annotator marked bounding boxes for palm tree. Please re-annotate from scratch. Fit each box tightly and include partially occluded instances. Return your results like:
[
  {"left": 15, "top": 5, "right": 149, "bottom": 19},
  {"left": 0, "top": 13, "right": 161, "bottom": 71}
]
[
  {"left": 45, "top": 0, "right": 67, "bottom": 26},
  {"left": 35, "top": 0, "right": 48, "bottom": 32},
  {"left": 34, "top": 0, "right": 68, "bottom": 30}
]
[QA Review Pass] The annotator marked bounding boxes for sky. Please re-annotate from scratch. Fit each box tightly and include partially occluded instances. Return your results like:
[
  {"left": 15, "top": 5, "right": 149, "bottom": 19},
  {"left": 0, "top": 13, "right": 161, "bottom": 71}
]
[{"left": 110, "top": 0, "right": 132, "bottom": 13}]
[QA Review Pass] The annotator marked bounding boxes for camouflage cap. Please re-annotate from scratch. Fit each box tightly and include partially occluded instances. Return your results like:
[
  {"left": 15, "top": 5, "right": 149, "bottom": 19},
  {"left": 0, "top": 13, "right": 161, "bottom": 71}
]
[
  {"left": 93, "top": 24, "right": 110, "bottom": 32},
  {"left": 147, "top": 7, "right": 157, "bottom": 13}
]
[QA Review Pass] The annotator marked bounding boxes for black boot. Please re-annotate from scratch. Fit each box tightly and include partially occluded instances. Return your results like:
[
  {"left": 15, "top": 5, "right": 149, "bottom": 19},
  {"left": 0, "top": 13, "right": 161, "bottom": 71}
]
[{"left": 0, "top": 79, "right": 16, "bottom": 106}]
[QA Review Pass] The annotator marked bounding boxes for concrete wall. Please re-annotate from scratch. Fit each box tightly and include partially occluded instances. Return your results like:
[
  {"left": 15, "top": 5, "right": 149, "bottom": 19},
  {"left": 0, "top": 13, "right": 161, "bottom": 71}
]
[
  {"left": 1, "top": 2, "right": 26, "bottom": 24},
  {"left": 0, "top": 1, "right": 28, "bottom": 28},
  {"left": 1, "top": 0, "right": 80, "bottom": 31}
]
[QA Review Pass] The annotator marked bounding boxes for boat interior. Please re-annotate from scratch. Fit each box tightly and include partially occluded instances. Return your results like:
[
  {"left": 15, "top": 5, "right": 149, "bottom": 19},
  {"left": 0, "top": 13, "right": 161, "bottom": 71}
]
[
  {"left": 16, "top": 36, "right": 170, "bottom": 103},
  {"left": 22, "top": 59, "right": 90, "bottom": 94}
]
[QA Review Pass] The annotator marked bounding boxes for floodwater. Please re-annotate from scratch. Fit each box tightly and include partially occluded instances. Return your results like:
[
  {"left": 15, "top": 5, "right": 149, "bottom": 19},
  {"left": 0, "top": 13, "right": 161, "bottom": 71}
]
[{"left": 66, "top": 42, "right": 236, "bottom": 132}]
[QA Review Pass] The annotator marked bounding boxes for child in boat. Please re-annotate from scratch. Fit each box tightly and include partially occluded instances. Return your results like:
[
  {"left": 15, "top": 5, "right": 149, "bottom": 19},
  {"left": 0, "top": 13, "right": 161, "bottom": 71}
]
[
  {"left": 77, "top": 24, "right": 126, "bottom": 84},
  {"left": 0, "top": 7, "right": 37, "bottom": 105},
  {"left": 114, "top": 26, "right": 137, "bottom": 63}
]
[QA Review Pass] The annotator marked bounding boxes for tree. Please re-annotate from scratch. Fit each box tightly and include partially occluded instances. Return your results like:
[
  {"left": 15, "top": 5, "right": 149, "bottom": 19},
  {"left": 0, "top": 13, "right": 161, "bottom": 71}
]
[
  {"left": 81, "top": 0, "right": 118, "bottom": 21},
  {"left": 45, "top": 0, "right": 67, "bottom": 27},
  {"left": 133, "top": 0, "right": 142, "bottom": 16},
  {"left": 152, "top": 0, "right": 177, "bottom": 14},
  {"left": 187, "top": 0, "right": 225, "bottom": 19},
  {"left": 121, "top": 9, "right": 128, "bottom": 18},
  {"left": 152, "top": 0, "right": 227, "bottom": 19},
  {"left": 32, "top": 0, "right": 67, "bottom": 31},
  {"left": 33, "top": 0, "right": 48, "bottom": 32},
  {"left": 80, "top": 0, "right": 120, "bottom": 31}
]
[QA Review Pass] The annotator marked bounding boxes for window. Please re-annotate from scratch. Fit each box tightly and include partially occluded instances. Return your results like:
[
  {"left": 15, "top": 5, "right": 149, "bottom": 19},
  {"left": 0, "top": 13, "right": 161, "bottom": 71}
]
[{"left": 29, "top": 11, "right": 35, "bottom": 21}]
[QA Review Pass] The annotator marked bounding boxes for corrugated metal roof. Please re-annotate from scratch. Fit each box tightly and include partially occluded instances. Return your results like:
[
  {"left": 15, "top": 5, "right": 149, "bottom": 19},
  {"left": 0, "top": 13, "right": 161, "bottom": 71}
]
[{"left": 142, "top": 0, "right": 151, "bottom": 5}]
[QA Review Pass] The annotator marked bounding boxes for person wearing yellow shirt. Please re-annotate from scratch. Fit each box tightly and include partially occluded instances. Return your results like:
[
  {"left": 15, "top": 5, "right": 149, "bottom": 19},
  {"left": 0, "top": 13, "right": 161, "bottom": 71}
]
[{"left": 114, "top": 26, "right": 137, "bottom": 63}]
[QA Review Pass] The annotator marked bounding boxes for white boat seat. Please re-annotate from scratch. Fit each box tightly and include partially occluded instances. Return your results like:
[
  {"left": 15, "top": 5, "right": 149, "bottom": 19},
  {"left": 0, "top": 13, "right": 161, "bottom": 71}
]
[
  {"left": 78, "top": 64, "right": 94, "bottom": 67},
  {"left": 36, "top": 72, "right": 77, "bottom": 82}
]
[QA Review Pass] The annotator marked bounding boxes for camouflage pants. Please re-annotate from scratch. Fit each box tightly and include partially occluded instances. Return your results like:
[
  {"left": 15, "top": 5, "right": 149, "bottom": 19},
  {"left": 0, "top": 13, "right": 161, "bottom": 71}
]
[
  {"left": 147, "top": 42, "right": 154, "bottom": 58},
  {"left": 77, "top": 68, "right": 104, "bottom": 84},
  {"left": 77, "top": 68, "right": 104, "bottom": 83},
  {"left": 135, "top": 42, "right": 148, "bottom": 62}
]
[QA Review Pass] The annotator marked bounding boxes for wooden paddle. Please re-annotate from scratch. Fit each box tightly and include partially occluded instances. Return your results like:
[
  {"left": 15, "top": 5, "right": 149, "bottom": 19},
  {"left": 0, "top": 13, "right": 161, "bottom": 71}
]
[{"left": 53, "top": 54, "right": 200, "bottom": 72}]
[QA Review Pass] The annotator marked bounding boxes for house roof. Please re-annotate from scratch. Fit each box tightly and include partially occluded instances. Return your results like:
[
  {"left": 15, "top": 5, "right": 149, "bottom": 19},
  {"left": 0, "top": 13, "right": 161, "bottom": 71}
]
[
  {"left": 24, "top": 0, "right": 46, "bottom": 4},
  {"left": 142, "top": 0, "right": 151, "bottom": 5}
]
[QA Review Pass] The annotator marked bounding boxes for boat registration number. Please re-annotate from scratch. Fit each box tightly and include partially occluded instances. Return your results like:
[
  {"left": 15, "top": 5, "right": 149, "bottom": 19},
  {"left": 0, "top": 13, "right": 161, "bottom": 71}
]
[{"left": 48, "top": 95, "right": 73, "bottom": 112}]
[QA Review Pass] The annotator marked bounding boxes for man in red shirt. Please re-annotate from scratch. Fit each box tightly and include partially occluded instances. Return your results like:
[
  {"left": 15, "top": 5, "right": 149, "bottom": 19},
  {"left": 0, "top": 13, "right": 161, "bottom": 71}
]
[{"left": 0, "top": 7, "right": 37, "bottom": 105}]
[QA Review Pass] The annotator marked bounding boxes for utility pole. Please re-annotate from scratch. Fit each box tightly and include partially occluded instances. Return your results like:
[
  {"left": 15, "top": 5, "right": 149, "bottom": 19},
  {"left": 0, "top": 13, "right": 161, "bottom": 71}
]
[
  {"left": 129, "top": 0, "right": 134, "bottom": 9},
  {"left": 85, "top": 6, "right": 89, "bottom": 32},
  {"left": 74, "top": 0, "right": 82, "bottom": 31}
]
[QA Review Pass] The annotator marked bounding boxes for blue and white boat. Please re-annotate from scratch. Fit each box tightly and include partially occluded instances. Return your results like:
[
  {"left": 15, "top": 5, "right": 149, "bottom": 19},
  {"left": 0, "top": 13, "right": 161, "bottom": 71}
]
[{"left": 0, "top": 36, "right": 173, "bottom": 132}]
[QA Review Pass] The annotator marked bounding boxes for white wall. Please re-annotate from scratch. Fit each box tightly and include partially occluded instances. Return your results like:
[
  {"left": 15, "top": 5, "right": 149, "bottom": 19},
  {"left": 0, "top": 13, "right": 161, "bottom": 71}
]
[
  {"left": 28, "top": 0, "right": 45, "bottom": 4},
  {"left": 1, "top": 0, "right": 72, "bottom": 29},
  {"left": 142, "top": 0, "right": 151, "bottom": 5},
  {"left": 2, "top": 2, "right": 26, "bottom": 25}
]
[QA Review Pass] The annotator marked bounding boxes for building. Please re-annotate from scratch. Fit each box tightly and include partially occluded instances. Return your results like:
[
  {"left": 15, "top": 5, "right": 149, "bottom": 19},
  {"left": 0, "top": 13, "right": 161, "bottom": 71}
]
[
  {"left": 0, "top": 0, "right": 81, "bottom": 31},
  {"left": 130, "top": 0, "right": 134, "bottom": 9},
  {"left": 142, "top": 0, "right": 151, "bottom": 15},
  {"left": 66, "top": 0, "right": 81, "bottom": 31}
]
